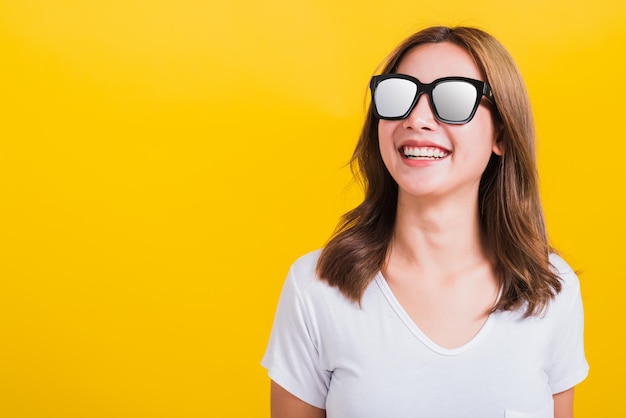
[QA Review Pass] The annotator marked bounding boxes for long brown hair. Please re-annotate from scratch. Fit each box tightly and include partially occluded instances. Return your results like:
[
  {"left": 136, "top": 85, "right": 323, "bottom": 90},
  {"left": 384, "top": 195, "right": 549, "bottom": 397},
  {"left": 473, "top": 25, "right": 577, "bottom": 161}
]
[{"left": 316, "top": 26, "right": 561, "bottom": 317}]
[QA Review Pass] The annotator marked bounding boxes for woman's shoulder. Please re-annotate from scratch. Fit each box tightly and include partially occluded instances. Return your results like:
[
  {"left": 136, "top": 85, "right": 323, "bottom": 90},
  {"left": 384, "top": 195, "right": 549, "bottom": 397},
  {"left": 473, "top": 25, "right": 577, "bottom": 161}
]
[
  {"left": 290, "top": 249, "right": 323, "bottom": 274},
  {"left": 282, "top": 249, "right": 356, "bottom": 314},
  {"left": 285, "top": 249, "right": 332, "bottom": 296},
  {"left": 549, "top": 253, "right": 581, "bottom": 289},
  {"left": 548, "top": 253, "right": 583, "bottom": 312}
]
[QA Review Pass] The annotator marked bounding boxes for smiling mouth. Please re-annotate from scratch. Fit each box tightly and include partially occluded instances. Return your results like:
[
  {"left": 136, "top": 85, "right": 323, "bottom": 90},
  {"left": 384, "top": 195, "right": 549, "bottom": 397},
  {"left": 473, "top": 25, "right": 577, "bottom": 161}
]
[{"left": 401, "top": 146, "right": 450, "bottom": 160}]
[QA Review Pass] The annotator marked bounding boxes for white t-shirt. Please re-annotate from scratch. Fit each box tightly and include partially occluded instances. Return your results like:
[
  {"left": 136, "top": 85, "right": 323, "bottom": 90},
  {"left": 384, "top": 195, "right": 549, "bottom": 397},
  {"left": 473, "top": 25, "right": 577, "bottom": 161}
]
[{"left": 262, "top": 250, "right": 589, "bottom": 418}]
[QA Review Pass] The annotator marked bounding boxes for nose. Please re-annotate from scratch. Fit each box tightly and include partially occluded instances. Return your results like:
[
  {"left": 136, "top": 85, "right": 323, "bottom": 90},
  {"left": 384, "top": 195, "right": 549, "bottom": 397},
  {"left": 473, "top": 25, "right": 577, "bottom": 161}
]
[{"left": 402, "top": 93, "right": 438, "bottom": 130}]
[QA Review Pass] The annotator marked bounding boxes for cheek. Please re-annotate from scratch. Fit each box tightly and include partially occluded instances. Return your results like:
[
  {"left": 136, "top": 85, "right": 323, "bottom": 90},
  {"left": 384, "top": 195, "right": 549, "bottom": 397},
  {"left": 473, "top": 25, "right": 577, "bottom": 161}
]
[
  {"left": 377, "top": 121, "right": 396, "bottom": 149},
  {"left": 473, "top": 125, "right": 498, "bottom": 167},
  {"left": 467, "top": 113, "right": 498, "bottom": 152},
  {"left": 377, "top": 122, "right": 397, "bottom": 163}
]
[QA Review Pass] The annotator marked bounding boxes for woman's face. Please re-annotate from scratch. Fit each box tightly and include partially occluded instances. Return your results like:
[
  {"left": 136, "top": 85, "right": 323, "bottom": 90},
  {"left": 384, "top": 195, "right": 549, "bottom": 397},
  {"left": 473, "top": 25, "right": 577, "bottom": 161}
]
[{"left": 378, "top": 42, "right": 501, "bottom": 203}]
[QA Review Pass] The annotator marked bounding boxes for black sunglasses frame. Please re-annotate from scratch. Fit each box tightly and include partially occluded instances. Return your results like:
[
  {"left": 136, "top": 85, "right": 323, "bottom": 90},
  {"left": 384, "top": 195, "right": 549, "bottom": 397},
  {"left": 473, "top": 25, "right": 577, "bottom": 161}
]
[{"left": 370, "top": 74, "right": 496, "bottom": 125}]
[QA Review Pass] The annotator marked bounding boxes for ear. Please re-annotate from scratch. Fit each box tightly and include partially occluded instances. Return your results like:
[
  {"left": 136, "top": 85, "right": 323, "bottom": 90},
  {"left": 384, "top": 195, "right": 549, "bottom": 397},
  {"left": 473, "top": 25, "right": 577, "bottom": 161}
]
[{"left": 492, "top": 123, "right": 504, "bottom": 156}]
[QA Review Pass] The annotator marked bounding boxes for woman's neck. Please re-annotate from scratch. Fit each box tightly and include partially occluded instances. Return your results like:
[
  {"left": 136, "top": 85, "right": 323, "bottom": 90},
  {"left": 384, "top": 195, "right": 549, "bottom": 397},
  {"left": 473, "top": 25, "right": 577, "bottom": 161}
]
[{"left": 388, "top": 190, "right": 489, "bottom": 277}]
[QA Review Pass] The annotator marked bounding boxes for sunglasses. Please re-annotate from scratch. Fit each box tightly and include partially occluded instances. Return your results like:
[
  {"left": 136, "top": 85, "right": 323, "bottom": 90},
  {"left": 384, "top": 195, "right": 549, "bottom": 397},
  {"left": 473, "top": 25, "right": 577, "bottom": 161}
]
[{"left": 370, "top": 74, "right": 496, "bottom": 124}]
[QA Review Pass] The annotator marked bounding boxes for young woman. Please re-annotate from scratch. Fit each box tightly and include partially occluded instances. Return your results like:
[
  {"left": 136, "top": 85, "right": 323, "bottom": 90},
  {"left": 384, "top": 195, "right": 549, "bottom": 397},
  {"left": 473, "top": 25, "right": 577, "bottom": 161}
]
[{"left": 262, "top": 26, "right": 588, "bottom": 418}]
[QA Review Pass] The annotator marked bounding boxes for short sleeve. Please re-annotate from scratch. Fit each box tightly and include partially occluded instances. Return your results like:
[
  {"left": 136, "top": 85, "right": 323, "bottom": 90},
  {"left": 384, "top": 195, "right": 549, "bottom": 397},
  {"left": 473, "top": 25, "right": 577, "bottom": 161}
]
[
  {"left": 545, "top": 262, "right": 589, "bottom": 394},
  {"left": 261, "top": 266, "right": 330, "bottom": 409}
]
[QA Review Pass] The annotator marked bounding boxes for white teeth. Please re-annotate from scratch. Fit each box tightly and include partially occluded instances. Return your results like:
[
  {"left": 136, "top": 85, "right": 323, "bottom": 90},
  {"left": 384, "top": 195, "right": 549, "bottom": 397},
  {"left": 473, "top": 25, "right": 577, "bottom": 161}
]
[{"left": 402, "top": 146, "right": 447, "bottom": 159}]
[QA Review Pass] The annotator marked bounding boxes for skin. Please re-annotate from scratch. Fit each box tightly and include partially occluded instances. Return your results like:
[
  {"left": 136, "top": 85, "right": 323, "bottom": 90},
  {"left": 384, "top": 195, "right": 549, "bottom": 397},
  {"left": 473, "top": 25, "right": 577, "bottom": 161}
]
[
  {"left": 378, "top": 42, "right": 503, "bottom": 350},
  {"left": 271, "top": 381, "right": 325, "bottom": 418},
  {"left": 270, "top": 42, "right": 576, "bottom": 418},
  {"left": 554, "top": 388, "right": 575, "bottom": 418}
]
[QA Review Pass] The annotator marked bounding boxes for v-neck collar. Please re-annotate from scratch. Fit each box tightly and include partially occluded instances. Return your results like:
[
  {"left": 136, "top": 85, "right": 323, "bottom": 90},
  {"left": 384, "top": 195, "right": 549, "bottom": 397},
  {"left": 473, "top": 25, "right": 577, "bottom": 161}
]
[{"left": 374, "top": 272, "right": 497, "bottom": 356}]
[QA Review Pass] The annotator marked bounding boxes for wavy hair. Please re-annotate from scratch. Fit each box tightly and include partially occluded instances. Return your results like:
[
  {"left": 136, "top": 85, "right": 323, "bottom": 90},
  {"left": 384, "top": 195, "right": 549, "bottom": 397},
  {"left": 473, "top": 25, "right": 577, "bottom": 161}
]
[{"left": 316, "top": 26, "right": 561, "bottom": 317}]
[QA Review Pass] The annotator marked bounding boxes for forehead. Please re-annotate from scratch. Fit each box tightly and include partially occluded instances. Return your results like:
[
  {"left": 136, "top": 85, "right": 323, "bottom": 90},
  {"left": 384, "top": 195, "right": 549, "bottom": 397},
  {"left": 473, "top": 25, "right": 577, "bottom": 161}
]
[{"left": 395, "top": 42, "right": 484, "bottom": 83}]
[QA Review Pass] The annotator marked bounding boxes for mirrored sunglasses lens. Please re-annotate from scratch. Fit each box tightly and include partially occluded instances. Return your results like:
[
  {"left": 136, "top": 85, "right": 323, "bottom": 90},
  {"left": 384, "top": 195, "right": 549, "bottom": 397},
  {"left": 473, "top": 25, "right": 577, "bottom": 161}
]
[
  {"left": 432, "top": 81, "right": 478, "bottom": 122},
  {"left": 374, "top": 78, "right": 417, "bottom": 118}
]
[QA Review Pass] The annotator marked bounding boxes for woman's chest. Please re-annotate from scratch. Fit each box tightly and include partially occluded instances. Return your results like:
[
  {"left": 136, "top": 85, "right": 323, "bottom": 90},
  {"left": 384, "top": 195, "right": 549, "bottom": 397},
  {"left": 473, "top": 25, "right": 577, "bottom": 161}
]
[{"left": 318, "top": 308, "right": 555, "bottom": 418}]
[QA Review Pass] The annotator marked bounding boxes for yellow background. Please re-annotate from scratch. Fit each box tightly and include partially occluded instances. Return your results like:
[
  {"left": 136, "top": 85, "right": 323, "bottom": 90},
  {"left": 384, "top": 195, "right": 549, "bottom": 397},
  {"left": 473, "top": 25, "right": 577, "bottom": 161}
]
[{"left": 1, "top": 0, "right": 623, "bottom": 416}]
